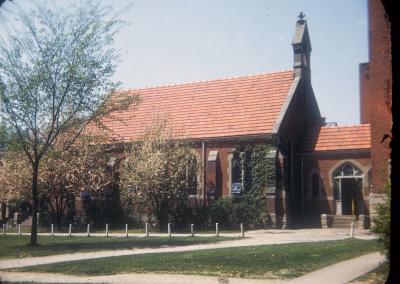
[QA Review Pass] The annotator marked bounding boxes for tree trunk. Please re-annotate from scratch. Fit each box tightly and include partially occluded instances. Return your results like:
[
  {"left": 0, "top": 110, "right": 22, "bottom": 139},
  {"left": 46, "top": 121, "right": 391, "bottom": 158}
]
[{"left": 30, "top": 162, "right": 39, "bottom": 246}]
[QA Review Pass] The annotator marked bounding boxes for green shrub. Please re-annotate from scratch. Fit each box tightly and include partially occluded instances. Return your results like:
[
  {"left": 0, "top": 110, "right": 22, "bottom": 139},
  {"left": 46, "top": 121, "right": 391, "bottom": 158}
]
[
  {"left": 205, "top": 194, "right": 266, "bottom": 229},
  {"left": 206, "top": 198, "right": 235, "bottom": 228},
  {"left": 371, "top": 183, "right": 390, "bottom": 258},
  {"left": 232, "top": 193, "right": 267, "bottom": 229}
]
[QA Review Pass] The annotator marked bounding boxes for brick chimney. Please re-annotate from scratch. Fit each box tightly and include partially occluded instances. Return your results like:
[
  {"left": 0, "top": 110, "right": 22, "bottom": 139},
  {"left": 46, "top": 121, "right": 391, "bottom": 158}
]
[{"left": 292, "top": 12, "right": 312, "bottom": 78}]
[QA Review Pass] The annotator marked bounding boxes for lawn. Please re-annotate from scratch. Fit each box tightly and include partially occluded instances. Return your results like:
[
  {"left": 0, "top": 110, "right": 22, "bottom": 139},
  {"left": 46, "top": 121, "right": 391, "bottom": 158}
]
[
  {"left": 0, "top": 235, "right": 232, "bottom": 259},
  {"left": 15, "top": 239, "right": 381, "bottom": 279}
]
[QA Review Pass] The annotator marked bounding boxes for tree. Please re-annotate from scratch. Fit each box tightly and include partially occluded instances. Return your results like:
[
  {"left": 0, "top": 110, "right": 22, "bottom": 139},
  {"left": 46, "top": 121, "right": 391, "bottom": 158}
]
[
  {"left": 0, "top": 0, "right": 133, "bottom": 245},
  {"left": 0, "top": 150, "right": 31, "bottom": 202},
  {"left": 120, "top": 118, "right": 198, "bottom": 230},
  {"left": 372, "top": 183, "right": 391, "bottom": 259},
  {"left": 0, "top": 0, "right": 11, "bottom": 9},
  {"left": 38, "top": 133, "right": 116, "bottom": 227}
]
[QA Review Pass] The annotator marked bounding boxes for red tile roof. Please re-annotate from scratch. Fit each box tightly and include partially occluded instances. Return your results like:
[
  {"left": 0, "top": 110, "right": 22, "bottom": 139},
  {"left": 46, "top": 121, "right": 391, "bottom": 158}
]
[
  {"left": 100, "top": 70, "right": 294, "bottom": 141},
  {"left": 301, "top": 124, "right": 371, "bottom": 152}
]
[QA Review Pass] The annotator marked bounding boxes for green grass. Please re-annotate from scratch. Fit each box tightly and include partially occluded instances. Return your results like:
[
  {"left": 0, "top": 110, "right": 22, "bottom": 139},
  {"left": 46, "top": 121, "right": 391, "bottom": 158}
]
[
  {"left": 0, "top": 235, "right": 232, "bottom": 259},
  {"left": 15, "top": 239, "right": 381, "bottom": 279}
]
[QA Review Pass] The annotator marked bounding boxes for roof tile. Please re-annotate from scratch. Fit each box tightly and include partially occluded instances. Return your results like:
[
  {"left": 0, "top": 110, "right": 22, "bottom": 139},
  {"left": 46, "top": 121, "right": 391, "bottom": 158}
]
[
  {"left": 301, "top": 124, "right": 371, "bottom": 152},
  {"left": 98, "top": 70, "right": 294, "bottom": 141}
]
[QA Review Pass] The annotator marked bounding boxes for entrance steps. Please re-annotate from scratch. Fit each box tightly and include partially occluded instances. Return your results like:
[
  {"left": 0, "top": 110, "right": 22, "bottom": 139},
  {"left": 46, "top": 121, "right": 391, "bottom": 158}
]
[
  {"left": 331, "top": 215, "right": 357, "bottom": 228},
  {"left": 321, "top": 214, "right": 370, "bottom": 229}
]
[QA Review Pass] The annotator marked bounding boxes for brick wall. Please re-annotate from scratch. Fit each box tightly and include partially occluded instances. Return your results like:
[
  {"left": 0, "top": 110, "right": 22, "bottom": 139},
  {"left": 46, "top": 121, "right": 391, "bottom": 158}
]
[
  {"left": 361, "top": 0, "right": 392, "bottom": 192},
  {"left": 301, "top": 151, "right": 371, "bottom": 215}
]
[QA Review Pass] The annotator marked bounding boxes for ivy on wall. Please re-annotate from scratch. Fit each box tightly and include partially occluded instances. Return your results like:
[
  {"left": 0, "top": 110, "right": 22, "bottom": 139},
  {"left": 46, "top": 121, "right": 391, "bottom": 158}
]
[{"left": 233, "top": 143, "right": 275, "bottom": 196}]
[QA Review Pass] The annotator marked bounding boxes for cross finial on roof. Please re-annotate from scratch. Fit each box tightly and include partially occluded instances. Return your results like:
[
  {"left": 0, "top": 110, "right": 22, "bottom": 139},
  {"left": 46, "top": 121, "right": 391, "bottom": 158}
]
[{"left": 297, "top": 12, "right": 306, "bottom": 24}]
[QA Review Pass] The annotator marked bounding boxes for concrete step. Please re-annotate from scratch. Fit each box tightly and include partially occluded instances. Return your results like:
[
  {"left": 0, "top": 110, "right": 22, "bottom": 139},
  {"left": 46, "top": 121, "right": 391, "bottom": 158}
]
[{"left": 331, "top": 215, "right": 357, "bottom": 228}]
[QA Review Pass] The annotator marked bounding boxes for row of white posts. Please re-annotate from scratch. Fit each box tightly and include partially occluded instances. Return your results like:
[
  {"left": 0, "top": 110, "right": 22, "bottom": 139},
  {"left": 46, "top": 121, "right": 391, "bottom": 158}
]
[
  {"left": 2, "top": 222, "right": 355, "bottom": 238},
  {"left": 87, "top": 222, "right": 244, "bottom": 238},
  {"left": 2, "top": 222, "right": 246, "bottom": 238}
]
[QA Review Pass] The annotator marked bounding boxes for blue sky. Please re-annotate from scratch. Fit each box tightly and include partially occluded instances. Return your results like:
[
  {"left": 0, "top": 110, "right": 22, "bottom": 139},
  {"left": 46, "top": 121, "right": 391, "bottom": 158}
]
[{"left": 1, "top": 0, "right": 369, "bottom": 125}]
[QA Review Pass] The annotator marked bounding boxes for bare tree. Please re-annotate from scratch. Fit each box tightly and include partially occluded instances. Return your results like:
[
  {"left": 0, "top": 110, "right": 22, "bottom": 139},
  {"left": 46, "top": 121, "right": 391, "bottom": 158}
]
[{"left": 0, "top": 0, "right": 133, "bottom": 245}]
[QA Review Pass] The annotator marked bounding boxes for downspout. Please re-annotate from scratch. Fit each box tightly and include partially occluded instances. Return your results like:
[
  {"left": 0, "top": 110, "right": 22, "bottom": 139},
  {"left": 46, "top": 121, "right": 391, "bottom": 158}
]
[
  {"left": 301, "top": 153, "right": 304, "bottom": 213},
  {"left": 202, "top": 141, "right": 206, "bottom": 205},
  {"left": 201, "top": 141, "right": 206, "bottom": 229}
]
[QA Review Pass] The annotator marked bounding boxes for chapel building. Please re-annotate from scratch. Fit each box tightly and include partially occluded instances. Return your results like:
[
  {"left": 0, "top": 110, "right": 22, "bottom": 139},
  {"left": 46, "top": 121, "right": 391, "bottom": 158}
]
[{"left": 95, "top": 0, "right": 391, "bottom": 229}]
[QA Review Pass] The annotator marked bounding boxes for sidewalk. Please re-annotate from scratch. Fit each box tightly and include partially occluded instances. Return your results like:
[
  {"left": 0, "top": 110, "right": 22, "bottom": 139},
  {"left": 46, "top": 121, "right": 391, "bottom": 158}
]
[
  {"left": 0, "top": 252, "right": 385, "bottom": 284},
  {"left": 288, "top": 252, "right": 385, "bottom": 284}
]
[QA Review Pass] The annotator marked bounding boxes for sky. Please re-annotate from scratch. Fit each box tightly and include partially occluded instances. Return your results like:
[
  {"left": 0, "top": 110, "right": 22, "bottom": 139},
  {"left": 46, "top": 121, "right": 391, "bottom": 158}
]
[{"left": 0, "top": 0, "right": 369, "bottom": 125}]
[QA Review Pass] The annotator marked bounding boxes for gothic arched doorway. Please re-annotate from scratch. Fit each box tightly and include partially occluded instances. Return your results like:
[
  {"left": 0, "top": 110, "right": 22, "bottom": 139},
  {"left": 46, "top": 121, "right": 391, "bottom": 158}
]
[{"left": 333, "top": 163, "right": 364, "bottom": 215}]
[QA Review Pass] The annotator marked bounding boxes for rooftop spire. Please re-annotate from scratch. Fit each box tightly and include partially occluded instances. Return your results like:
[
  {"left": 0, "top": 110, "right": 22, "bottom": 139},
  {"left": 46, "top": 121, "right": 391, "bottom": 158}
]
[
  {"left": 297, "top": 12, "right": 306, "bottom": 24},
  {"left": 292, "top": 12, "right": 311, "bottom": 78}
]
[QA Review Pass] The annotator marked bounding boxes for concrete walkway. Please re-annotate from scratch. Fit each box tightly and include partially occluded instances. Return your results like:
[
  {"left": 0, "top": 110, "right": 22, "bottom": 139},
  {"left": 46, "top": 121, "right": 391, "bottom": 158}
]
[
  {"left": 0, "top": 253, "right": 384, "bottom": 283},
  {"left": 288, "top": 252, "right": 385, "bottom": 284},
  {"left": 0, "top": 228, "right": 376, "bottom": 270}
]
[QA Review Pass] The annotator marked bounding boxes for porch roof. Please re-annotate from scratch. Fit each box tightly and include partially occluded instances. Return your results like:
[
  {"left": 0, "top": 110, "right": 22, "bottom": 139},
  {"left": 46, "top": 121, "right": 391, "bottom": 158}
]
[{"left": 301, "top": 124, "right": 371, "bottom": 152}]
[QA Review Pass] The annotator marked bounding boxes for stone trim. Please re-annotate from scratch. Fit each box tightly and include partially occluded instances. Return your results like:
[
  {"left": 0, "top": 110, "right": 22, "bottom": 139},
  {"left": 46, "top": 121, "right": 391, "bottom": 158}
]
[{"left": 272, "top": 77, "right": 301, "bottom": 134}]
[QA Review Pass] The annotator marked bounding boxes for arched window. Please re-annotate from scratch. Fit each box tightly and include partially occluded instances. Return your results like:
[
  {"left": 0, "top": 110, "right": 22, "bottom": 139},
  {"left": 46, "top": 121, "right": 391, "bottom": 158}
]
[
  {"left": 333, "top": 163, "right": 363, "bottom": 178},
  {"left": 311, "top": 173, "right": 319, "bottom": 197}
]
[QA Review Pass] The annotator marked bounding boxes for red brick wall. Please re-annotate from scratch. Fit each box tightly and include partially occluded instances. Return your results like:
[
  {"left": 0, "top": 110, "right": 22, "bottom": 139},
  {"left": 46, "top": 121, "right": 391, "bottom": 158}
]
[
  {"left": 359, "top": 63, "right": 370, "bottom": 124},
  {"left": 301, "top": 151, "right": 371, "bottom": 215},
  {"left": 363, "top": 0, "right": 392, "bottom": 192}
]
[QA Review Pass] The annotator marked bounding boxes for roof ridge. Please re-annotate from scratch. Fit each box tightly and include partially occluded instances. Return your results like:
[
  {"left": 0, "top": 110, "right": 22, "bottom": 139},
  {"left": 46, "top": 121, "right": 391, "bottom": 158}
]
[
  {"left": 322, "top": 123, "right": 370, "bottom": 128},
  {"left": 121, "top": 69, "right": 293, "bottom": 92}
]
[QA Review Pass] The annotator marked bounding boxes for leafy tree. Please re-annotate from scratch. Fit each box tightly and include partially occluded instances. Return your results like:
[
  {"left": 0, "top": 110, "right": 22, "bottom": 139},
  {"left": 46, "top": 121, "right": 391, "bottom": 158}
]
[
  {"left": 0, "top": 150, "right": 31, "bottom": 202},
  {"left": 372, "top": 183, "right": 390, "bottom": 259},
  {"left": 120, "top": 118, "right": 198, "bottom": 230},
  {"left": 0, "top": 0, "right": 10, "bottom": 9},
  {"left": 0, "top": 0, "right": 133, "bottom": 245},
  {"left": 38, "top": 133, "right": 116, "bottom": 227},
  {"left": 0, "top": 132, "right": 118, "bottom": 227}
]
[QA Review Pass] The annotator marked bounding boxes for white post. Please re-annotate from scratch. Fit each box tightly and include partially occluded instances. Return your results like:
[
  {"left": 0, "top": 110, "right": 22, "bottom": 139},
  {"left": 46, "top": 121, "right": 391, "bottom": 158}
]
[
  {"left": 168, "top": 223, "right": 171, "bottom": 237},
  {"left": 2, "top": 223, "right": 5, "bottom": 235},
  {"left": 69, "top": 224, "right": 72, "bottom": 237},
  {"left": 18, "top": 224, "right": 21, "bottom": 235},
  {"left": 51, "top": 224, "right": 54, "bottom": 236},
  {"left": 37, "top": 212, "right": 40, "bottom": 225},
  {"left": 106, "top": 224, "right": 109, "bottom": 237},
  {"left": 350, "top": 222, "right": 354, "bottom": 238},
  {"left": 240, "top": 223, "right": 244, "bottom": 238},
  {"left": 125, "top": 224, "right": 129, "bottom": 237},
  {"left": 145, "top": 223, "right": 149, "bottom": 237},
  {"left": 87, "top": 224, "right": 90, "bottom": 237},
  {"left": 191, "top": 224, "right": 194, "bottom": 237},
  {"left": 216, "top": 223, "right": 219, "bottom": 237}
]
